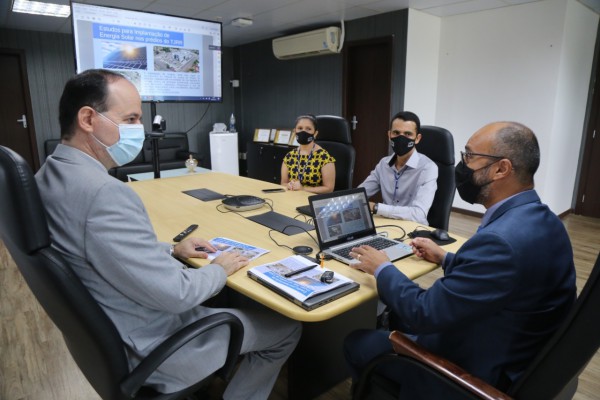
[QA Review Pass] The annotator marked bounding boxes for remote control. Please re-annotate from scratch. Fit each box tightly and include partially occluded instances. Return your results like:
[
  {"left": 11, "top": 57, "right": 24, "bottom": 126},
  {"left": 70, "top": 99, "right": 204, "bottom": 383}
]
[{"left": 173, "top": 224, "right": 198, "bottom": 242}]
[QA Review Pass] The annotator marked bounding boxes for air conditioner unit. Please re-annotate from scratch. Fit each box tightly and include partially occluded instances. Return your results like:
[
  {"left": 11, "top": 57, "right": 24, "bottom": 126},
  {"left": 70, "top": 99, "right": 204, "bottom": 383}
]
[{"left": 273, "top": 27, "right": 341, "bottom": 60}]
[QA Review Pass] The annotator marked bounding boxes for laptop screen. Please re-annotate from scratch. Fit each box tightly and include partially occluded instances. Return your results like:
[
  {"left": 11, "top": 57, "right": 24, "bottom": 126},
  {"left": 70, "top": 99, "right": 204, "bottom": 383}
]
[{"left": 309, "top": 188, "right": 375, "bottom": 248}]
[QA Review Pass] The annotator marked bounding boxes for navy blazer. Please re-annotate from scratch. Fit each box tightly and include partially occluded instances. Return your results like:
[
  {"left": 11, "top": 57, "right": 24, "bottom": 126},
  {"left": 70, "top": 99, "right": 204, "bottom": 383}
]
[{"left": 377, "top": 190, "right": 576, "bottom": 392}]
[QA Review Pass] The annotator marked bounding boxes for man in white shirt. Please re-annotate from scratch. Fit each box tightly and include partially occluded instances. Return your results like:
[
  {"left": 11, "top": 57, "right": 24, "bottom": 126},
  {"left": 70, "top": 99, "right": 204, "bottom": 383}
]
[{"left": 359, "top": 111, "right": 438, "bottom": 225}]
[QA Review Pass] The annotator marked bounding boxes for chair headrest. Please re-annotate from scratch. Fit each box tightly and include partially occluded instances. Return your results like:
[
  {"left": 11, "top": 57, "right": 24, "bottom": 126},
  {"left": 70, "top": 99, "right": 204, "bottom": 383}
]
[
  {"left": 316, "top": 115, "right": 352, "bottom": 144},
  {"left": 0, "top": 146, "right": 50, "bottom": 254},
  {"left": 416, "top": 125, "right": 455, "bottom": 166}
]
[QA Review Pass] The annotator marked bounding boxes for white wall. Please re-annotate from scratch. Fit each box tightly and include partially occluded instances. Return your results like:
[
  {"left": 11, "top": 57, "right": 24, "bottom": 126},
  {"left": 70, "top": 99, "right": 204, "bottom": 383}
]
[
  {"left": 406, "top": 0, "right": 598, "bottom": 215},
  {"left": 546, "top": 0, "right": 598, "bottom": 212},
  {"left": 404, "top": 10, "right": 441, "bottom": 125}
]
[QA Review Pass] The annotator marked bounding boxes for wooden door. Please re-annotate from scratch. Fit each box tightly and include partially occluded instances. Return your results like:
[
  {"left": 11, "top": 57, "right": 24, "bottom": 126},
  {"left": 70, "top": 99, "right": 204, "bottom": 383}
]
[
  {"left": 343, "top": 37, "right": 393, "bottom": 188},
  {"left": 576, "top": 109, "right": 600, "bottom": 218},
  {"left": 576, "top": 34, "right": 600, "bottom": 218},
  {"left": 0, "top": 49, "right": 39, "bottom": 170}
]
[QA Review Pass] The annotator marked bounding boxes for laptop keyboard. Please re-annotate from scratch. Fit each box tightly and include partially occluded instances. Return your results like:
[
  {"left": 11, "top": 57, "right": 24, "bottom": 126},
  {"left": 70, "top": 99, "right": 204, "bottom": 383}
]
[{"left": 332, "top": 237, "right": 398, "bottom": 259}]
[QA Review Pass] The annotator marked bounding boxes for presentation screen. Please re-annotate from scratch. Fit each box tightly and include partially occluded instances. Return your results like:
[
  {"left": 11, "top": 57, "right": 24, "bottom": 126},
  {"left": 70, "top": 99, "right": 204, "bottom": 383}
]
[{"left": 71, "top": 2, "right": 222, "bottom": 102}]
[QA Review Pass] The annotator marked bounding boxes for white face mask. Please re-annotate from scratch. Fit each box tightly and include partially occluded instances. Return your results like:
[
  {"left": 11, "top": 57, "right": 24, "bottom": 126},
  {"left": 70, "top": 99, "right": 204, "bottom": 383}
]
[{"left": 93, "top": 112, "right": 145, "bottom": 166}]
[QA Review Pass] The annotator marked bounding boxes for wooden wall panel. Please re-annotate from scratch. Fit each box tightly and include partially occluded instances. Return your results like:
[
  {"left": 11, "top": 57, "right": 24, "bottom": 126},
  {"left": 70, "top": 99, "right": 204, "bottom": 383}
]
[
  {"left": 0, "top": 9, "right": 408, "bottom": 173},
  {"left": 237, "top": 39, "right": 342, "bottom": 156},
  {"left": 234, "top": 9, "right": 408, "bottom": 165},
  {"left": 0, "top": 29, "right": 74, "bottom": 163},
  {"left": 0, "top": 28, "right": 234, "bottom": 169}
]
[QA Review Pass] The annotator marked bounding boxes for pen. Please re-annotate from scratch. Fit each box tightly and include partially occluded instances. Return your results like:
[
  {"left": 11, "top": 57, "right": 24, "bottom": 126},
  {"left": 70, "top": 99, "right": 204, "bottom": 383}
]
[{"left": 284, "top": 264, "right": 318, "bottom": 278}]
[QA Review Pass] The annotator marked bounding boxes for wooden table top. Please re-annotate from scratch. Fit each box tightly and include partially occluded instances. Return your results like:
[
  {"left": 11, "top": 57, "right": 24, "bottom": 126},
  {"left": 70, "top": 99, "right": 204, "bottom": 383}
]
[{"left": 128, "top": 172, "right": 466, "bottom": 322}]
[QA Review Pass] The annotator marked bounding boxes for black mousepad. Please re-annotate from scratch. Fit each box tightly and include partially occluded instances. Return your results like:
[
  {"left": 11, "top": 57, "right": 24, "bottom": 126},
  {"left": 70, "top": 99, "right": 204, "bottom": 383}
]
[
  {"left": 247, "top": 211, "right": 314, "bottom": 236},
  {"left": 182, "top": 188, "right": 226, "bottom": 201},
  {"left": 407, "top": 230, "right": 457, "bottom": 246}
]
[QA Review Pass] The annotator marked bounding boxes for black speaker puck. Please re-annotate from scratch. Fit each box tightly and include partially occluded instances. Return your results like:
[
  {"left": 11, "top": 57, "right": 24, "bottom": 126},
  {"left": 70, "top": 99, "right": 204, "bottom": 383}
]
[{"left": 292, "top": 245, "right": 313, "bottom": 255}]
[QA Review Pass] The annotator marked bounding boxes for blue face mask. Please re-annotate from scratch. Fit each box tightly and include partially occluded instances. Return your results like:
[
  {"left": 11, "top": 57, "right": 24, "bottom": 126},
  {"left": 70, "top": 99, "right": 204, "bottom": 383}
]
[{"left": 93, "top": 112, "right": 145, "bottom": 166}]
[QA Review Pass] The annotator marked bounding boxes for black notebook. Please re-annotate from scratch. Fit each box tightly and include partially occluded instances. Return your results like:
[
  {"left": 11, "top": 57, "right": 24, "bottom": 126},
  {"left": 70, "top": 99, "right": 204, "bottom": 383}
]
[
  {"left": 295, "top": 204, "right": 314, "bottom": 217},
  {"left": 249, "top": 276, "right": 360, "bottom": 311},
  {"left": 182, "top": 188, "right": 225, "bottom": 201},
  {"left": 247, "top": 255, "right": 359, "bottom": 310}
]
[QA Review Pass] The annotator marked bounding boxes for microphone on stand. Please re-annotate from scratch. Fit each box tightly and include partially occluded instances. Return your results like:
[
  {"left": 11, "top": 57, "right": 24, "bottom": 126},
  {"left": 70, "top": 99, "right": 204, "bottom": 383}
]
[{"left": 149, "top": 115, "right": 166, "bottom": 178}]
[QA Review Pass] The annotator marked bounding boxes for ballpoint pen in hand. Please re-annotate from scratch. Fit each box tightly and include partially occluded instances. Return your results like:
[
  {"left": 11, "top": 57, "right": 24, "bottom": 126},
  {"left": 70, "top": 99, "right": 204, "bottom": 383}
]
[{"left": 284, "top": 264, "right": 318, "bottom": 278}]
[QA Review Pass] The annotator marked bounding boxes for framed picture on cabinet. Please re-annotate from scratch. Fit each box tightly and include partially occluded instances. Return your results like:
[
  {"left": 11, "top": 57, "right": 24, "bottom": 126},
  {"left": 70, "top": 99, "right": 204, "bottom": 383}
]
[
  {"left": 253, "top": 128, "right": 271, "bottom": 143},
  {"left": 274, "top": 129, "right": 292, "bottom": 145}
]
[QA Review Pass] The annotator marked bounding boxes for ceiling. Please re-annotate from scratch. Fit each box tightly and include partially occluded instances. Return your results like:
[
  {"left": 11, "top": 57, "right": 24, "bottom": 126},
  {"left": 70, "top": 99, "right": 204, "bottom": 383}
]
[{"left": 0, "top": 0, "right": 598, "bottom": 47}]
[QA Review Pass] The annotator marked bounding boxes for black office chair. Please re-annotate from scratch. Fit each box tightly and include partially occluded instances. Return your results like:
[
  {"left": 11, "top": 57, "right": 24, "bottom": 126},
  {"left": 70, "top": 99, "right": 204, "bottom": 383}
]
[
  {"left": 416, "top": 125, "right": 455, "bottom": 231},
  {"left": 316, "top": 115, "right": 356, "bottom": 191},
  {"left": 355, "top": 251, "right": 600, "bottom": 400},
  {"left": 0, "top": 145, "right": 244, "bottom": 400}
]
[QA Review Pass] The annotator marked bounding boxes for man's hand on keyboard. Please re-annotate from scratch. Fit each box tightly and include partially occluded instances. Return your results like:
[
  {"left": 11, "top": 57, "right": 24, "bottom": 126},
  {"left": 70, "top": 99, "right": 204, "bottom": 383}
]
[{"left": 349, "top": 245, "right": 390, "bottom": 275}]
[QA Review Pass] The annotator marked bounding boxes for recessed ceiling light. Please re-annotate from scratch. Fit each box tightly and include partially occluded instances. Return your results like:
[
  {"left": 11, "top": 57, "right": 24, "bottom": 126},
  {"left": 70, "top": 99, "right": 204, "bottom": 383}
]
[{"left": 12, "top": 0, "right": 71, "bottom": 18}]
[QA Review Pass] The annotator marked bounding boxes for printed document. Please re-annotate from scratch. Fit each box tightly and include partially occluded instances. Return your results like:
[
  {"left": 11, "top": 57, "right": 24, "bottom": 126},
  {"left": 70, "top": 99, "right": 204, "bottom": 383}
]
[
  {"left": 247, "top": 255, "right": 354, "bottom": 303},
  {"left": 206, "top": 237, "right": 269, "bottom": 261}
]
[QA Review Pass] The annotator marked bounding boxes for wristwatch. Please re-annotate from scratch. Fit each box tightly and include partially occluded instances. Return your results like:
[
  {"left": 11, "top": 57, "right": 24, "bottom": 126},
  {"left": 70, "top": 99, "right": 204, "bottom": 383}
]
[
  {"left": 169, "top": 244, "right": 176, "bottom": 257},
  {"left": 372, "top": 203, "right": 379, "bottom": 214}
]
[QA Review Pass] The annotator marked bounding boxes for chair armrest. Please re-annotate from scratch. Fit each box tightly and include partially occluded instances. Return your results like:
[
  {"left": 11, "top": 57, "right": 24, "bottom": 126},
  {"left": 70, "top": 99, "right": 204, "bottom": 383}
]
[
  {"left": 119, "top": 312, "right": 244, "bottom": 398},
  {"left": 389, "top": 331, "right": 512, "bottom": 400}
]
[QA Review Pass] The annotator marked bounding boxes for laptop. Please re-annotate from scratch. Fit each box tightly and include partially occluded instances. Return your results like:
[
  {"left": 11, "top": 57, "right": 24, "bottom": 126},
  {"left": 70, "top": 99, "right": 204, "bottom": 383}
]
[{"left": 308, "top": 188, "right": 413, "bottom": 265}]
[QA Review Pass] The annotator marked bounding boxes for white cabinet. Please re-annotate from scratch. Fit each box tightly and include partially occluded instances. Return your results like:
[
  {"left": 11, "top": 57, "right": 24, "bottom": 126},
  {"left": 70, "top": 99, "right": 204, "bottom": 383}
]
[{"left": 209, "top": 132, "right": 239, "bottom": 175}]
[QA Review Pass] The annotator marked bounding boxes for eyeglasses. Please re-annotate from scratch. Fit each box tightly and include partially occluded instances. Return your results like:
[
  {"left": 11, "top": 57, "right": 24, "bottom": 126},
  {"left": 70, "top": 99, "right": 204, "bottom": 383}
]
[{"left": 460, "top": 151, "right": 505, "bottom": 164}]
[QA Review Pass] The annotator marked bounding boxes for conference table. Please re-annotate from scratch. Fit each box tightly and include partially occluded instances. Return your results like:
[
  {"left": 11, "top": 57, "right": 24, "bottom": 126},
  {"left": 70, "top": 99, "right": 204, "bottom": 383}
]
[{"left": 128, "top": 172, "right": 467, "bottom": 399}]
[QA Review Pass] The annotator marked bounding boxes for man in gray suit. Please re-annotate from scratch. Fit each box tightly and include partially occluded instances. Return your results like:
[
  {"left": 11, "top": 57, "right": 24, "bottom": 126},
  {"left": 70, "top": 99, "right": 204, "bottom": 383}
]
[{"left": 35, "top": 69, "right": 301, "bottom": 399}]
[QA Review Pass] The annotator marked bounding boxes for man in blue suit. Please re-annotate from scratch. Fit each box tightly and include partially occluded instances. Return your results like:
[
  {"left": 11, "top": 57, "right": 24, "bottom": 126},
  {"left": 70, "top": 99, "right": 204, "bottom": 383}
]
[{"left": 344, "top": 121, "right": 576, "bottom": 398}]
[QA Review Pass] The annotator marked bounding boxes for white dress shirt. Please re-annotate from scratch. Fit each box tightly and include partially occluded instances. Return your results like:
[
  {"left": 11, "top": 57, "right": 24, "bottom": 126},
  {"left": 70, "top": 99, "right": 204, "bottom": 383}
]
[{"left": 359, "top": 150, "right": 438, "bottom": 225}]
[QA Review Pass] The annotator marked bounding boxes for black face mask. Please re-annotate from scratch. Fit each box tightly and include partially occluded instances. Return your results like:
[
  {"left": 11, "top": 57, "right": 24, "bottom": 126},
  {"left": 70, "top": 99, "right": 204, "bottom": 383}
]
[
  {"left": 295, "top": 130, "right": 315, "bottom": 145},
  {"left": 454, "top": 161, "right": 494, "bottom": 204},
  {"left": 390, "top": 135, "right": 415, "bottom": 157}
]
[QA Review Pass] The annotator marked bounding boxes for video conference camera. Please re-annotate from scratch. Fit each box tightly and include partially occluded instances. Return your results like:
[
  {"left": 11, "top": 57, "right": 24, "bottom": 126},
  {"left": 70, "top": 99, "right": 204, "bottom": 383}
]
[{"left": 152, "top": 115, "right": 166, "bottom": 132}]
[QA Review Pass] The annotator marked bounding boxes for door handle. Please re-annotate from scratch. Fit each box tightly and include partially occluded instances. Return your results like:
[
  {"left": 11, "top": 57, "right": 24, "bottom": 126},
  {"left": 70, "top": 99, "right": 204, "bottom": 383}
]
[
  {"left": 17, "top": 114, "right": 28, "bottom": 128},
  {"left": 351, "top": 115, "right": 358, "bottom": 130}
]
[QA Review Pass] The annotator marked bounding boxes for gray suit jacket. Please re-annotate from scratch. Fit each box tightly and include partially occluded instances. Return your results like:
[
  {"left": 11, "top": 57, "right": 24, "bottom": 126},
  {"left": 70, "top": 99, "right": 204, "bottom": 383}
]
[{"left": 35, "top": 144, "right": 232, "bottom": 392}]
